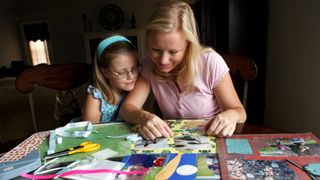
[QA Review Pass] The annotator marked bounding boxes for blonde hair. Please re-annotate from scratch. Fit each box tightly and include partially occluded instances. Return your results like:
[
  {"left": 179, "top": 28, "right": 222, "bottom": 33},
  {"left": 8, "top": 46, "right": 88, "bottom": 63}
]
[
  {"left": 147, "top": 0, "right": 212, "bottom": 92},
  {"left": 93, "top": 40, "right": 137, "bottom": 104}
]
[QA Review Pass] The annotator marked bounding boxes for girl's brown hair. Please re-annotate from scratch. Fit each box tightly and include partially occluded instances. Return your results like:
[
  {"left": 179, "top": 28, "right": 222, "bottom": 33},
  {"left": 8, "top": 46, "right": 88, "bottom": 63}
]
[{"left": 93, "top": 39, "right": 137, "bottom": 104}]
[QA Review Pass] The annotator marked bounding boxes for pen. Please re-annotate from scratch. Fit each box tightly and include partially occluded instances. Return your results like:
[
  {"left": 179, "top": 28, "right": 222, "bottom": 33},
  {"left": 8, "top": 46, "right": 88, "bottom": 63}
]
[{"left": 286, "top": 159, "right": 318, "bottom": 180}]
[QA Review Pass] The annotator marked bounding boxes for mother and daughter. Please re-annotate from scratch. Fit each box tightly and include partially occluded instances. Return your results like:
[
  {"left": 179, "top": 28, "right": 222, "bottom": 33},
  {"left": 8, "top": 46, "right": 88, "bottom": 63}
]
[{"left": 82, "top": 0, "right": 246, "bottom": 139}]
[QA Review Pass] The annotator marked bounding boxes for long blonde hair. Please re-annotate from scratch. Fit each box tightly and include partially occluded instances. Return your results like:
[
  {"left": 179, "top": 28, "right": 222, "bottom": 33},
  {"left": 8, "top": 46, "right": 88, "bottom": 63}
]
[
  {"left": 147, "top": 0, "right": 212, "bottom": 92},
  {"left": 93, "top": 39, "right": 136, "bottom": 104}
]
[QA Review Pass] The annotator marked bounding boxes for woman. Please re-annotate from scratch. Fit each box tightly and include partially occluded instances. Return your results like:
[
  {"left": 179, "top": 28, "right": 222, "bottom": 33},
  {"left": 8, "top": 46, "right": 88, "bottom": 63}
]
[{"left": 120, "top": 0, "right": 246, "bottom": 139}]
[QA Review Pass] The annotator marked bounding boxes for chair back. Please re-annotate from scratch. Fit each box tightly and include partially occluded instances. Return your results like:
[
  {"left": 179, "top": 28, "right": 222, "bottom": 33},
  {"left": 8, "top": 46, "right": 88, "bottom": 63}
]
[
  {"left": 221, "top": 54, "right": 258, "bottom": 134},
  {"left": 16, "top": 63, "right": 92, "bottom": 93},
  {"left": 15, "top": 63, "right": 92, "bottom": 130},
  {"left": 221, "top": 54, "right": 258, "bottom": 109}
]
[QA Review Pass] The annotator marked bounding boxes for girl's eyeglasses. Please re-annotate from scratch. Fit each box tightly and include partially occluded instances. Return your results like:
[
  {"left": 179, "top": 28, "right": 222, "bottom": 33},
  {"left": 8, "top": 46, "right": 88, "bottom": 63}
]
[{"left": 108, "top": 64, "right": 142, "bottom": 79}]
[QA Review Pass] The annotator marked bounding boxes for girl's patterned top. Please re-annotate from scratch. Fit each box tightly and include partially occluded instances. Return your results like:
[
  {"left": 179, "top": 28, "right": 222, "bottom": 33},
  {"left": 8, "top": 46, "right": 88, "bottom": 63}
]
[{"left": 87, "top": 85, "right": 123, "bottom": 123}]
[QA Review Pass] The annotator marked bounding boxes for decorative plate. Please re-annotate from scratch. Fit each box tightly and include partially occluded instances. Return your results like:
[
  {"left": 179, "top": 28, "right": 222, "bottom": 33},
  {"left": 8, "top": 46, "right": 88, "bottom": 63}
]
[{"left": 99, "top": 4, "right": 124, "bottom": 30}]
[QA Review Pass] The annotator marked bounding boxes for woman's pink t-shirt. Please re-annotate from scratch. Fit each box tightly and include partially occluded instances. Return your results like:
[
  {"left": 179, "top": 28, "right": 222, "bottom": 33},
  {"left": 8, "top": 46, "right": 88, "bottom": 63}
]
[{"left": 141, "top": 51, "right": 229, "bottom": 120}]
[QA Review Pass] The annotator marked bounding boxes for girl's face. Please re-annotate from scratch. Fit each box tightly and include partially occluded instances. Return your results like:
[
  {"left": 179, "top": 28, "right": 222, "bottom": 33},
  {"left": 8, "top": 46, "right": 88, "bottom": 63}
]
[
  {"left": 148, "top": 29, "right": 188, "bottom": 73},
  {"left": 103, "top": 52, "right": 139, "bottom": 93}
]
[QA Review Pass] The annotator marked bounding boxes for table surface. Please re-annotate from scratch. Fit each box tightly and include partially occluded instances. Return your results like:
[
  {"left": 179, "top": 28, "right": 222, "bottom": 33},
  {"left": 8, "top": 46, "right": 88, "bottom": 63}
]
[
  {"left": 241, "top": 123, "right": 283, "bottom": 134},
  {"left": 2, "top": 121, "right": 314, "bottom": 180},
  {"left": 1, "top": 122, "right": 284, "bottom": 162}
]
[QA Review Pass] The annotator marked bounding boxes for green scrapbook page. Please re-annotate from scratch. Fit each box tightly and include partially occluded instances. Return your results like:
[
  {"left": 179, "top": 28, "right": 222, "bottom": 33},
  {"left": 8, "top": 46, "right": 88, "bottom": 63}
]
[
  {"left": 131, "top": 119, "right": 216, "bottom": 154},
  {"left": 39, "top": 122, "right": 133, "bottom": 161}
]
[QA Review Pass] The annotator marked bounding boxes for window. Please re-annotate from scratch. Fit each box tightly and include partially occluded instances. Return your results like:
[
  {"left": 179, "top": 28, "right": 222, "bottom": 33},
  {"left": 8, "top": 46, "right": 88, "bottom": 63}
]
[
  {"left": 29, "top": 40, "right": 50, "bottom": 65},
  {"left": 23, "top": 22, "right": 52, "bottom": 65}
]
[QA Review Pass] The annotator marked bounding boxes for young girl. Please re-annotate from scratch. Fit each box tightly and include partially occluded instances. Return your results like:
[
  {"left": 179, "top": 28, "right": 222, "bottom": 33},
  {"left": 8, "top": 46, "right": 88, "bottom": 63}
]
[{"left": 82, "top": 35, "right": 141, "bottom": 123}]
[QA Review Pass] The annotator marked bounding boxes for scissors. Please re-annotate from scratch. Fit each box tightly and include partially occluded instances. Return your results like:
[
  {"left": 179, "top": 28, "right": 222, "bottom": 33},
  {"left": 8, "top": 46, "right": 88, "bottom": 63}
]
[{"left": 44, "top": 141, "right": 100, "bottom": 160}]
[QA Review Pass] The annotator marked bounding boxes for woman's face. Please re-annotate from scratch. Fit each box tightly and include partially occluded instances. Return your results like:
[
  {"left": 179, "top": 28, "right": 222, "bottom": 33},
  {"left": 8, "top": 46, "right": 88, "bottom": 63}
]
[{"left": 148, "top": 30, "right": 188, "bottom": 73}]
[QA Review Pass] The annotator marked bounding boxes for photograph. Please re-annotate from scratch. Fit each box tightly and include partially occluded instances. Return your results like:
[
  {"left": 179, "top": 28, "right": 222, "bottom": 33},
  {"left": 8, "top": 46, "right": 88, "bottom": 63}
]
[
  {"left": 255, "top": 138, "right": 320, "bottom": 156},
  {"left": 226, "top": 159, "right": 297, "bottom": 180}
]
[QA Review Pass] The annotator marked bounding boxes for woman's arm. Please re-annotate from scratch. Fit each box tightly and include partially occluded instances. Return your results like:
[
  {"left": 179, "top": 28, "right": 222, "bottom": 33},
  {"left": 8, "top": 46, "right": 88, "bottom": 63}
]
[
  {"left": 120, "top": 75, "right": 151, "bottom": 124},
  {"left": 120, "top": 75, "right": 173, "bottom": 139},
  {"left": 82, "top": 94, "right": 101, "bottom": 124},
  {"left": 205, "top": 73, "right": 247, "bottom": 137}
]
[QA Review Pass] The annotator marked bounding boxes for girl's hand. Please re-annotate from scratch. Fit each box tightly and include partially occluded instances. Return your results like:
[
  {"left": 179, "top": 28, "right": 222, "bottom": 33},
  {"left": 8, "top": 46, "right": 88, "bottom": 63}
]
[
  {"left": 204, "top": 111, "right": 238, "bottom": 137},
  {"left": 139, "top": 112, "right": 173, "bottom": 140}
]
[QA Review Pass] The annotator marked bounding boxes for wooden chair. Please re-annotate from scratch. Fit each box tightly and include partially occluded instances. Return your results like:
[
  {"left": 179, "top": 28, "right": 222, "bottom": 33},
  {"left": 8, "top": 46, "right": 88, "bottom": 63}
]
[
  {"left": 221, "top": 54, "right": 258, "bottom": 133},
  {"left": 221, "top": 54, "right": 258, "bottom": 109},
  {"left": 15, "top": 63, "right": 92, "bottom": 131},
  {"left": 16, "top": 63, "right": 92, "bottom": 93}
]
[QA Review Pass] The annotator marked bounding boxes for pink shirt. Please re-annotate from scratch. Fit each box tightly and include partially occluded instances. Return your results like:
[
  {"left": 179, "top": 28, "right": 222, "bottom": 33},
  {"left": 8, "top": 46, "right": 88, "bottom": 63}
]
[{"left": 141, "top": 51, "right": 229, "bottom": 120}]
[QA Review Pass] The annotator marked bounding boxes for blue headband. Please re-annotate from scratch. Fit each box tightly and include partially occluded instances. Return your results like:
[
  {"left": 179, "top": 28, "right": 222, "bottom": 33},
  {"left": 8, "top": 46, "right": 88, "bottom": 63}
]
[{"left": 97, "top": 35, "right": 131, "bottom": 58}]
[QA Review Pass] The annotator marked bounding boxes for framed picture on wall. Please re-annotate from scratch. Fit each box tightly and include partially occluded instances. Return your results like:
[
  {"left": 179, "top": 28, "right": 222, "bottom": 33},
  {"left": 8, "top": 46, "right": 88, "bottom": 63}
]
[{"left": 82, "top": 28, "right": 146, "bottom": 63}]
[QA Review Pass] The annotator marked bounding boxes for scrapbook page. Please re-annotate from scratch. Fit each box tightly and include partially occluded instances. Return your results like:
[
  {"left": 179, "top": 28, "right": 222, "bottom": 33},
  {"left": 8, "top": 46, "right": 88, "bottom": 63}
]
[
  {"left": 217, "top": 132, "right": 320, "bottom": 180},
  {"left": 196, "top": 154, "right": 221, "bottom": 179},
  {"left": 131, "top": 119, "right": 216, "bottom": 154},
  {"left": 116, "top": 153, "right": 199, "bottom": 180},
  {"left": 117, "top": 154, "right": 167, "bottom": 180}
]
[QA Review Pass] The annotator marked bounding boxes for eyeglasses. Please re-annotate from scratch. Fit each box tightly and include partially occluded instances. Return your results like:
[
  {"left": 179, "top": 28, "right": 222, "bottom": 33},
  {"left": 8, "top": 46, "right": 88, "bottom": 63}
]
[{"left": 109, "top": 64, "right": 142, "bottom": 79}]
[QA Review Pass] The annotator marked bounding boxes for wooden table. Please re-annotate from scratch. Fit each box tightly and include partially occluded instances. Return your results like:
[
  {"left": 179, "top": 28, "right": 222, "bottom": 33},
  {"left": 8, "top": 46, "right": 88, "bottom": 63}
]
[
  {"left": 1, "top": 121, "right": 313, "bottom": 180},
  {"left": 241, "top": 123, "right": 284, "bottom": 134},
  {"left": 0, "top": 123, "right": 283, "bottom": 156}
]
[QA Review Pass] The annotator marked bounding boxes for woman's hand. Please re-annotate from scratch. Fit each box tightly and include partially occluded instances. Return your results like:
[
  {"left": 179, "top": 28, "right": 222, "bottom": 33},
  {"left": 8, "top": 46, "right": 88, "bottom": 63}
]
[
  {"left": 207, "top": 73, "right": 246, "bottom": 137},
  {"left": 119, "top": 75, "right": 173, "bottom": 139},
  {"left": 204, "top": 111, "right": 238, "bottom": 137},
  {"left": 139, "top": 111, "right": 173, "bottom": 140}
]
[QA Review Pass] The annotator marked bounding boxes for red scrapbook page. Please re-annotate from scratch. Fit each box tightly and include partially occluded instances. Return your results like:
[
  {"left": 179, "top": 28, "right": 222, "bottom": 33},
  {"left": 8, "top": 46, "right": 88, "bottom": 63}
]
[{"left": 217, "top": 132, "right": 320, "bottom": 179}]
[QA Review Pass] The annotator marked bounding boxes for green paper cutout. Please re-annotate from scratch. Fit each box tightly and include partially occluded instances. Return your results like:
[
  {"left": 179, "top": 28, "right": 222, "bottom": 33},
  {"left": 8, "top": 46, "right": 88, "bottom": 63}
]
[
  {"left": 305, "top": 163, "right": 320, "bottom": 176},
  {"left": 226, "top": 139, "right": 253, "bottom": 155}
]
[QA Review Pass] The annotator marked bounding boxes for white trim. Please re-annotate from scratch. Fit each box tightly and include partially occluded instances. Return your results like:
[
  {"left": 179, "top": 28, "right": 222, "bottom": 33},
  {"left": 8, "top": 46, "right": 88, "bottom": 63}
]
[{"left": 28, "top": 93, "right": 38, "bottom": 132}]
